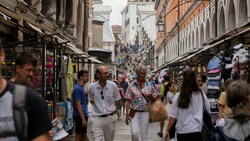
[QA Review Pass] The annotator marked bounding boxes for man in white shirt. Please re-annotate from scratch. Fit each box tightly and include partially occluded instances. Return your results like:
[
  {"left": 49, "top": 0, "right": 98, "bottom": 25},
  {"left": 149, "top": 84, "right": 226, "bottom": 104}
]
[{"left": 88, "top": 66, "right": 121, "bottom": 140}]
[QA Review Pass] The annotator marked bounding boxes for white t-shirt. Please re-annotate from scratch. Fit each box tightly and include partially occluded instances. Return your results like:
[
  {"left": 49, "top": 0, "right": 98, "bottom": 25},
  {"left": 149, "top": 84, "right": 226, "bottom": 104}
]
[
  {"left": 170, "top": 91, "right": 210, "bottom": 134},
  {"left": 167, "top": 91, "right": 174, "bottom": 103}
]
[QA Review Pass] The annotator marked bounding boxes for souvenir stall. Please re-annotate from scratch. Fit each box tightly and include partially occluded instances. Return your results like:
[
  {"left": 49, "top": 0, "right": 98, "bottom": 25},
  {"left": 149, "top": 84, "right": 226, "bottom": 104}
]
[
  {"left": 205, "top": 41, "right": 250, "bottom": 124},
  {"left": 206, "top": 51, "right": 223, "bottom": 124},
  {"left": 2, "top": 36, "right": 74, "bottom": 133},
  {"left": 49, "top": 46, "right": 76, "bottom": 133},
  {"left": 231, "top": 43, "right": 249, "bottom": 81}
]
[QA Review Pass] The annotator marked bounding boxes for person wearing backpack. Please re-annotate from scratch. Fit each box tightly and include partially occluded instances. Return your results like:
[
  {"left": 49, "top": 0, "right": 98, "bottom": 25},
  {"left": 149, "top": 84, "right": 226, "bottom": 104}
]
[
  {"left": 10, "top": 52, "right": 38, "bottom": 83},
  {"left": 0, "top": 47, "right": 52, "bottom": 140}
]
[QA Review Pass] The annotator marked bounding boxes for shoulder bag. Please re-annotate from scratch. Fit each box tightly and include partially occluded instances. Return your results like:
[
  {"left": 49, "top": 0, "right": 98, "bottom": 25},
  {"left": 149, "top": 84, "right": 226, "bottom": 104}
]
[
  {"left": 201, "top": 90, "right": 213, "bottom": 141},
  {"left": 135, "top": 82, "right": 168, "bottom": 122}
]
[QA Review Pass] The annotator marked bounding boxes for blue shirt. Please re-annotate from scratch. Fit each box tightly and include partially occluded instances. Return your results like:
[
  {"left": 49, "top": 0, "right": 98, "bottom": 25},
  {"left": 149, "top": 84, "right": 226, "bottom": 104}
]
[
  {"left": 207, "top": 57, "right": 221, "bottom": 70},
  {"left": 72, "top": 83, "right": 88, "bottom": 117},
  {"left": 120, "top": 81, "right": 128, "bottom": 93}
]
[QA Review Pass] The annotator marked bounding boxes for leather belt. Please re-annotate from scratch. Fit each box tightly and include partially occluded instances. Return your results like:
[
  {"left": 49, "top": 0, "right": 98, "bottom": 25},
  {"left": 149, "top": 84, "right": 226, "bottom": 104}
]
[
  {"left": 98, "top": 113, "right": 114, "bottom": 117},
  {"left": 135, "top": 110, "right": 147, "bottom": 112}
]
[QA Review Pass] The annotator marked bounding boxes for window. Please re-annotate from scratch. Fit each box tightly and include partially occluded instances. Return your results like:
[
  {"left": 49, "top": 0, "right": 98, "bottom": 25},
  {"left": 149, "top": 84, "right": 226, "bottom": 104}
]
[{"left": 125, "top": 18, "right": 130, "bottom": 27}]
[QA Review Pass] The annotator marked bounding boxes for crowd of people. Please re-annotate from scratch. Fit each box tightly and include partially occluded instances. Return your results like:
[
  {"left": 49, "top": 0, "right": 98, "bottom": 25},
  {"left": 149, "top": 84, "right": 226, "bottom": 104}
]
[
  {"left": 1, "top": 44, "right": 250, "bottom": 141},
  {"left": 116, "top": 43, "right": 142, "bottom": 80}
]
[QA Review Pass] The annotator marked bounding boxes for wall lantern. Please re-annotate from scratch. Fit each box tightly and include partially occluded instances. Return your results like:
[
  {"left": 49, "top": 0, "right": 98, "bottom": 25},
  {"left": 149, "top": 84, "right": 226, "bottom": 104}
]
[{"left": 157, "top": 20, "right": 164, "bottom": 32}]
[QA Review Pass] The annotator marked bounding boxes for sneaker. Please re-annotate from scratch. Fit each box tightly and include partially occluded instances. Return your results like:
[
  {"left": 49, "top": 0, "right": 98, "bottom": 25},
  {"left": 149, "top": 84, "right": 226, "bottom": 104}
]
[
  {"left": 170, "top": 138, "right": 175, "bottom": 141},
  {"left": 157, "top": 132, "right": 163, "bottom": 137}
]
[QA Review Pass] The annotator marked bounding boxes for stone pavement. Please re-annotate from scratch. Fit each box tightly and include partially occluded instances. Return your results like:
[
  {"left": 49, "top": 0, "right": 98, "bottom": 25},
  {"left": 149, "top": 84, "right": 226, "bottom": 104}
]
[
  {"left": 113, "top": 114, "right": 167, "bottom": 141},
  {"left": 65, "top": 113, "right": 168, "bottom": 141},
  {"left": 64, "top": 104, "right": 171, "bottom": 141}
]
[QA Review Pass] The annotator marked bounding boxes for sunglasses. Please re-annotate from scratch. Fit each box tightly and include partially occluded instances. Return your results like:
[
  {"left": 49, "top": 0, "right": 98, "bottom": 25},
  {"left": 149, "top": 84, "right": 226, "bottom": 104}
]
[{"left": 100, "top": 91, "right": 104, "bottom": 100}]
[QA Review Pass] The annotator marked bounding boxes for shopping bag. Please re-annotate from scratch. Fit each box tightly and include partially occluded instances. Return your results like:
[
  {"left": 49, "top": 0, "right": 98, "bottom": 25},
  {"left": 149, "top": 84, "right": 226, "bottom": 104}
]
[{"left": 148, "top": 99, "right": 168, "bottom": 122}]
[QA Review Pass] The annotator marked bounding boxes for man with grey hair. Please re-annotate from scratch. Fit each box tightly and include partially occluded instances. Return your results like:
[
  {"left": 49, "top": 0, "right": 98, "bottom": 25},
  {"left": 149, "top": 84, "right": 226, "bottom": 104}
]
[{"left": 88, "top": 66, "right": 121, "bottom": 141}]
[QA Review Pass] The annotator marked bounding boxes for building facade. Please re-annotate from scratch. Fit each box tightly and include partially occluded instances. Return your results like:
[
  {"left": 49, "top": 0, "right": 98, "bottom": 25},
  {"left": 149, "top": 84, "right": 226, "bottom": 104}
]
[
  {"left": 92, "top": 0, "right": 117, "bottom": 76},
  {"left": 121, "top": 0, "right": 156, "bottom": 45},
  {"left": 155, "top": 0, "right": 250, "bottom": 72}
]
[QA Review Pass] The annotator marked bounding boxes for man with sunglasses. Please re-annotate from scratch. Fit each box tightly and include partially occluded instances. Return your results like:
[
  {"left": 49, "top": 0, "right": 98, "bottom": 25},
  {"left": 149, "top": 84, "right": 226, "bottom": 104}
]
[
  {"left": 72, "top": 70, "right": 90, "bottom": 141},
  {"left": 88, "top": 66, "right": 121, "bottom": 141}
]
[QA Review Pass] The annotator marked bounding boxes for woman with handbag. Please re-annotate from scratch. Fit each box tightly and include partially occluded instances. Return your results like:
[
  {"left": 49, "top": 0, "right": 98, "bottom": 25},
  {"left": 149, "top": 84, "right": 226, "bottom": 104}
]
[
  {"left": 164, "top": 70, "right": 210, "bottom": 141},
  {"left": 125, "top": 66, "right": 158, "bottom": 141}
]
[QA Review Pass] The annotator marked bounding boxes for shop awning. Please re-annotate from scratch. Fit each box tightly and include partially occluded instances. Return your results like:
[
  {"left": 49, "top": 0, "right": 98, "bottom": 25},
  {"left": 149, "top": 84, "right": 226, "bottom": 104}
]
[
  {"left": 67, "top": 44, "right": 103, "bottom": 63},
  {"left": 66, "top": 43, "right": 88, "bottom": 58},
  {"left": 0, "top": 11, "right": 11, "bottom": 20},
  {"left": 26, "top": 22, "right": 44, "bottom": 34},
  {"left": 53, "top": 35, "right": 68, "bottom": 43},
  {"left": 89, "top": 46, "right": 112, "bottom": 53},
  {"left": 159, "top": 53, "right": 190, "bottom": 70},
  {"left": 87, "top": 57, "right": 103, "bottom": 64}
]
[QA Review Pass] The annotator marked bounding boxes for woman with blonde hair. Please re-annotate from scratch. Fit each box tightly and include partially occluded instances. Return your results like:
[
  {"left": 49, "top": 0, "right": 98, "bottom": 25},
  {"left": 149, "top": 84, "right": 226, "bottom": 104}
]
[
  {"left": 223, "top": 80, "right": 250, "bottom": 141},
  {"left": 125, "top": 65, "right": 158, "bottom": 141}
]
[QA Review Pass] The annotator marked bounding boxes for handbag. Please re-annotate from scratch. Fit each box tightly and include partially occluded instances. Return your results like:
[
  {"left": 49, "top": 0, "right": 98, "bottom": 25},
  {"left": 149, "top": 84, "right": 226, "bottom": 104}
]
[
  {"left": 135, "top": 82, "right": 168, "bottom": 122},
  {"left": 201, "top": 90, "right": 213, "bottom": 141},
  {"left": 129, "top": 108, "right": 136, "bottom": 118},
  {"left": 148, "top": 98, "right": 168, "bottom": 122}
]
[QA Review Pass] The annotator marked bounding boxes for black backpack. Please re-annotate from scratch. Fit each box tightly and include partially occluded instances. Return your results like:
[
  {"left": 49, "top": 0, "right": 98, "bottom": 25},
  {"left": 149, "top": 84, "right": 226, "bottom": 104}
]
[{"left": 0, "top": 85, "right": 28, "bottom": 141}]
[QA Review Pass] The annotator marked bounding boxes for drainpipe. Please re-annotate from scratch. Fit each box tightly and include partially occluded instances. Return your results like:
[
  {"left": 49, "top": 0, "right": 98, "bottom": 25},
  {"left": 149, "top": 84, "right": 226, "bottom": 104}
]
[
  {"left": 177, "top": 0, "right": 180, "bottom": 56},
  {"left": 163, "top": 1, "right": 166, "bottom": 63}
]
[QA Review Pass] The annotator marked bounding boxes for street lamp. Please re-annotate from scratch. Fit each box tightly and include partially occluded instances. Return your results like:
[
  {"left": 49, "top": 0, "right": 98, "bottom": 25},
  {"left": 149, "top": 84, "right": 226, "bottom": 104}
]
[{"left": 157, "top": 20, "right": 164, "bottom": 32}]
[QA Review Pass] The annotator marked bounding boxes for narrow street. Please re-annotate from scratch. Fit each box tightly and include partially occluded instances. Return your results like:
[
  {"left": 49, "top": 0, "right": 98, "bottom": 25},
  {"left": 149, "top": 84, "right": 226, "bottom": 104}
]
[
  {"left": 114, "top": 114, "right": 166, "bottom": 141},
  {"left": 65, "top": 105, "right": 168, "bottom": 141}
]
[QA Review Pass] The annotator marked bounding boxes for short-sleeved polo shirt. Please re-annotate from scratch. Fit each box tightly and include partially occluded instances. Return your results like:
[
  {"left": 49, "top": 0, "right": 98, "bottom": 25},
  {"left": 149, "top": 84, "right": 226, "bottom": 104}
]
[{"left": 88, "top": 80, "right": 121, "bottom": 116}]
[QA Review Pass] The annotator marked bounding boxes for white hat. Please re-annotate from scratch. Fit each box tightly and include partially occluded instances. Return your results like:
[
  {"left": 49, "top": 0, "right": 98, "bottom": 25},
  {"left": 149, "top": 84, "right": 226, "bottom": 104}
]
[{"left": 233, "top": 43, "right": 243, "bottom": 50}]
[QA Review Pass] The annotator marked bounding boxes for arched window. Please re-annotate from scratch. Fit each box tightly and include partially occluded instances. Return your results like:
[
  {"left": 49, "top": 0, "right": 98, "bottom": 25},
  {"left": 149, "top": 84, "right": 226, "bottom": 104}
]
[
  {"left": 192, "top": 31, "right": 195, "bottom": 49},
  {"left": 200, "top": 24, "right": 204, "bottom": 46},
  {"left": 219, "top": 7, "right": 226, "bottom": 35},
  {"left": 184, "top": 36, "right": 188, "bottom": 53},
  {"left": 189, "top": 33, "right": 192, "bottom": 51},
  {"left": 196, "top": 27, "right": 199, "bottom": 48},
  {"left": 239, "top": 0, "right": 248, "bottom": 24},
  {"left": 227, "top": 0, "right": 236, "bottom": 30},
  {"left": 211, "top": 14, "right": 216, "bottom": 38},
  {"left": 205, "top": 19, "right": 210, "bottom": 41}
]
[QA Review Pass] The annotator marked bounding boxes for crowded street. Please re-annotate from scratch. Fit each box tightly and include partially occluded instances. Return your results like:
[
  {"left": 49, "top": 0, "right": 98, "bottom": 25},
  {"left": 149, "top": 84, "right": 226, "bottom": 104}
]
[{"left": 1, "top": 0, "right": 250, "bottom": 141}]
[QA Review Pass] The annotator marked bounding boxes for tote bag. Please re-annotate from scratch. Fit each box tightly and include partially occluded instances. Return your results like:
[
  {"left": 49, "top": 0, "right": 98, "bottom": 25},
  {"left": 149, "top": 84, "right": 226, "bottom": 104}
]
[
  {"left": 135, "top": 83, "right": 168, "bottom": 122},
  {"left": 148, "top": 99, "right": 168, "bottom": 122}
]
